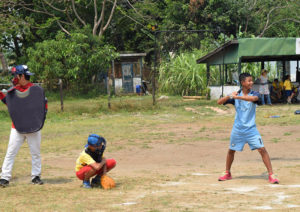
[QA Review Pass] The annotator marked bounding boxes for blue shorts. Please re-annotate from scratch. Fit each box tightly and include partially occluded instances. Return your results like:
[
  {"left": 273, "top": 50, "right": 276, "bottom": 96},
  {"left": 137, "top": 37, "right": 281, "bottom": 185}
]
[
  {"left": 285, "top": 90, "right": 293, "bottom": 97},
  {"left": 229, "top": 128, "right": 264, "bottom": 151}
]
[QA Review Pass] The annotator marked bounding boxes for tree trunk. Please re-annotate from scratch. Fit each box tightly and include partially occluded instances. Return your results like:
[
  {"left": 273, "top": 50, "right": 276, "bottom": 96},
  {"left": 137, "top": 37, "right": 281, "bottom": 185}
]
[
  {"left": 13, "top": 36, "right": 22, "bottom": 58},
  {"left": 0, "top": 52, "right": 9, "bottom": 74}
]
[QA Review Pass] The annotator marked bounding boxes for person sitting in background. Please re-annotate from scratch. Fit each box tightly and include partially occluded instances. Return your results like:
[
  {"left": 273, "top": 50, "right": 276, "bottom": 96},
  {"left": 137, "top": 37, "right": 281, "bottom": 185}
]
[
  {"left": 283, "top": 75, "right": 294, "bottom": 104},
  {"left": 271, "top": 79, "right": 283, "bottom": 103},
  {"left": 141, "top": 80, "right": 149, "bottom": 95},
  {"left": 292, "top": 84, "right": 300, "bottom": 103},
  {"left": 136, "top": 84, "right": 142, "bottom": 96}
]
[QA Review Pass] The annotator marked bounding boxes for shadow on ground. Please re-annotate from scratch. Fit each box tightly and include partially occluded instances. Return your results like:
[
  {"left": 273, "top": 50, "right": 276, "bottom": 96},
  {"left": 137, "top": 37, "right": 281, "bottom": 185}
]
[
  {"left": 235, "top": 173, "right": 266, "bottom": 180},
  {"left": 271, "top": 157, "right": 300, "bottom": 161},
  {"left": 44, "top": 177, "right": 73, "bottom": 184}
]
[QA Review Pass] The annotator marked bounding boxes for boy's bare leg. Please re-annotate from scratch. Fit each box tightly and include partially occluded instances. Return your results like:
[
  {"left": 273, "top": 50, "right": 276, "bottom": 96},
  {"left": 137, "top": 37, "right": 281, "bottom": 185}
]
[
  {"left": 257, "top": 147, "right": 279, "bottom": 183},
  {"left": 257, "top": 147, "right": 273, "bottom": 174},
  {"left": 219, "top": 149, "right": 235, "bottom": 181},
  {"left": 226, "top": 149, "right": 236, "bottom": 172}
]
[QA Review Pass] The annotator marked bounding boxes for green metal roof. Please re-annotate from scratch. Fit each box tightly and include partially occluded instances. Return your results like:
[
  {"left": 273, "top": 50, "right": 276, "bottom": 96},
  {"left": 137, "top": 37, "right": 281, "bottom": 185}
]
[{"left": 197, "top": 38, "right": 300, "bottom": 65}]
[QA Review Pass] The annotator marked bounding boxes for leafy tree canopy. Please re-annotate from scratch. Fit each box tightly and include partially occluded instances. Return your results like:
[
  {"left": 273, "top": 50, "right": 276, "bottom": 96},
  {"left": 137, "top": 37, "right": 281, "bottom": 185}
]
[{"left": 27, "top": 26, "right": 118, "bottom": 90}]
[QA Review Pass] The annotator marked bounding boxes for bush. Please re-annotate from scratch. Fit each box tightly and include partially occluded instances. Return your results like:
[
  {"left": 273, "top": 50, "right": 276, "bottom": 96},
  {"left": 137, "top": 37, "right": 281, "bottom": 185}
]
[{"left": 158, "top": 50, "right": 208, "bottom": 96}]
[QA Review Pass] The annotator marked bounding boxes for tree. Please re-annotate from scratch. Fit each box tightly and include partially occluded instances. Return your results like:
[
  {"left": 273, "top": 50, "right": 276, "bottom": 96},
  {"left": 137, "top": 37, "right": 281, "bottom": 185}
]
[
  {"left": 26, "top": 27, "right": 118, "bottom": 90},
  {"left": 198, "top": 0, "right": 300, "bottom": 37},
  {"left": 257, "top": 0, "right": 300, "bottom": 37},
  {"left": 0, "top": 0, "right": 118, "bottom": 64},
  {"left": 1, "top": 0, "right": 117, "bottom": 37}
]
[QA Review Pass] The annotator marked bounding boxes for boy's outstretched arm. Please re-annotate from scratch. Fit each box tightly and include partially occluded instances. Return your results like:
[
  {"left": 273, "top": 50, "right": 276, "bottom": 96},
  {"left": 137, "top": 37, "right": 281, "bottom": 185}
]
[
  {"left": 217, "top": 95, "right": 231, "bottom": 105},
  {"left": 234, "top": 94, "right": 259, "bottom": 102},
  {"left": 217, "top": 91, "right": 238, "bottom": 105}
]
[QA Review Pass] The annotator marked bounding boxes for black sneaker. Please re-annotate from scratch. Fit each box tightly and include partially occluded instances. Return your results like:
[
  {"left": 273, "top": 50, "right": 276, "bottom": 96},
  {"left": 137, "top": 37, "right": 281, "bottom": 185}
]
[
  {"left": 32, "top": 176, "right": 44, "bottom": 185},
  {"left": 91, "top": 175, "right": 101, "bottom": 188},
  {"left": 0, "top": 179, "right": 9, "bottom": 187}
]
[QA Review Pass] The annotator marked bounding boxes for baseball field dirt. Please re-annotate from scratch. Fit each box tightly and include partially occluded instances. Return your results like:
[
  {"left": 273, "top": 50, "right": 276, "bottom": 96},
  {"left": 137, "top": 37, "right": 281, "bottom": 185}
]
[{"left": 0, "top": 97, "right": 300, "bottom": 211}]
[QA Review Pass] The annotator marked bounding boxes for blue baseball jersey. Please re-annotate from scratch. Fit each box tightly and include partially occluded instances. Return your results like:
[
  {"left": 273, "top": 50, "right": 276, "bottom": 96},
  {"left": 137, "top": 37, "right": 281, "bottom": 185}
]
[{"left": 224, "top": 90, "right": 260, "bottom": 133}]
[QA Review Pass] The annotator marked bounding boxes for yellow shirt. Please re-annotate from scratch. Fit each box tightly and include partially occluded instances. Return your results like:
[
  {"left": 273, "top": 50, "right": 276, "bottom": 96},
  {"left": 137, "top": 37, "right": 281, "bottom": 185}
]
[
  {"left": 279, "top": 81, "right": 284, "bottom": 89},
  {"left": 272, "top": 81, "right": 283, "bottom": 90},
  {"left": 75, "top": 150, "right": 96, "bottom": 172},
  {"left": 283, "top": 79, "right": 292, "bottom": 90}
]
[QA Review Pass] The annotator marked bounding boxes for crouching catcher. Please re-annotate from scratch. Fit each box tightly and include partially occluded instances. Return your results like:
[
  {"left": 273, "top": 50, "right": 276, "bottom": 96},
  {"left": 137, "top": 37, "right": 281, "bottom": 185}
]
[{"left": 75, "top": 134, "right": 116, "bottom": 189}]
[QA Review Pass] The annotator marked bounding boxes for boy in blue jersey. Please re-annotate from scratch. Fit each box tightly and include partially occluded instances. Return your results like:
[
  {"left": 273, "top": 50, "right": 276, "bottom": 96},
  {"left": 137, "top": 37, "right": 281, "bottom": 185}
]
[{"left": 217, "top": 73, "right": 279, "bottom": 184}]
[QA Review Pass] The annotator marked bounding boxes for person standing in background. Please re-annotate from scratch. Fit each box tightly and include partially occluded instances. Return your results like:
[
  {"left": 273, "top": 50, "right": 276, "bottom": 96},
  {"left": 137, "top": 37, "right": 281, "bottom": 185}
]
[
  {"left": 259, "top": 70, "right": 272, "bottom": 105},
  {"left": 283, "top": 74, "right": 294, "bottom": 104}
]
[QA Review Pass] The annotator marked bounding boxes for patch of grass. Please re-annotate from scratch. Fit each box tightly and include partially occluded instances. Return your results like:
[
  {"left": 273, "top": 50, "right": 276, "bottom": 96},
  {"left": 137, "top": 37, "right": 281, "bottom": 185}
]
[
  {"left": 284, "top": 132, "right": 292, "bottom": 136},
  {"left": 142, "top": 142, "right": 152, "bottom": 149},
  {"left": 271, "top": 137, "right": 281, "bottom": 143},
  {"left": 221, "top": 137, "right": 230, "bottom": 141},
  {"left": 168, "top": 139, "right": 174, "bottom": 144},
  {"left": 191, "top": 136, "right": 211, "bottom": 142},
  {"left": 199, "top": 126, "right": 206, "bottom": 132},
  {"left": 168, "top": 132, "right": 176, "bottom": 136}
]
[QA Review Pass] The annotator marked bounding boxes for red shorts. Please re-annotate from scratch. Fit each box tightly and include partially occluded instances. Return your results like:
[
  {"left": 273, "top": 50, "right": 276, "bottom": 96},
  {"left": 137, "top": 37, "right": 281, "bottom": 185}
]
[{"left": 76, "top": 158, "right": 116, "bottom": 180}]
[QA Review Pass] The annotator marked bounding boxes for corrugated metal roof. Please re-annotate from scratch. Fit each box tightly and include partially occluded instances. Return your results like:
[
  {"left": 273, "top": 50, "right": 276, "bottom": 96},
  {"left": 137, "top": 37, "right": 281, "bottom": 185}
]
[{"left": 197, "top": 38, "right": 300, "bottom": 65}]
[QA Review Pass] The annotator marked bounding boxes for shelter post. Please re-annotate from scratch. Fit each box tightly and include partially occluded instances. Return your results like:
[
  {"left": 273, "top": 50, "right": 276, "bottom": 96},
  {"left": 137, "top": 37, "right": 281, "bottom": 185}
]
[
  {"left": 140, "top": 57, "right": 143, "bottom": 83},
  {"left": 219, "top": 65, "right": 222, "bottom": 85},
  {"left": 59, "top": 79, "right": 63, "bottom": 112},
  {"left": 261, "top": 61, "right": 265, "bottom": 70},
  {"left": 206, "top": 64, "right": 210, "bottom": 86},
  {"left": 220, "top": 64, "right": 224, "bottom": 97},
  {"left": 296, "top": 60, "right": 300, "bottom": 83},
  {"left": 153, "top": 32, "right": 158, "bottom": 105},
  {"left": 283, "top": 61, "right": 286, "bottom": 80},
  {"left": 238, "top": 59, "right": 241, "bottom": 75},
  {"left": 107, "top": 75, "right": 111, "bottom": 109},
  {"left": 225, "top": 65, "right": 228, "bottom": 84},
  {"left": 111, "top": 60, "right": 115, "bottom": 95}
]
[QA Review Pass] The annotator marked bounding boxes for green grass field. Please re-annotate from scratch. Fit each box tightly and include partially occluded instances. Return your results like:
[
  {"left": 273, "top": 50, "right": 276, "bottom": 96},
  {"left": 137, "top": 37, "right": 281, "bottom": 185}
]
[{"left": 1, "top": 96, "right": 300, "bottom": 211}]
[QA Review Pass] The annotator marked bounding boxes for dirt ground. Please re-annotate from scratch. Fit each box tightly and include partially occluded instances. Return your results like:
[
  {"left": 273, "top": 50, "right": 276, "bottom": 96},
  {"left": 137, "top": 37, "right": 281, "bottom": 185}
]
[
  {"left": 1, "top": 102, "right": 300, "bottom": 211},
  {"left": 44, "top": 122, "right": 300, "bottom": 211}
]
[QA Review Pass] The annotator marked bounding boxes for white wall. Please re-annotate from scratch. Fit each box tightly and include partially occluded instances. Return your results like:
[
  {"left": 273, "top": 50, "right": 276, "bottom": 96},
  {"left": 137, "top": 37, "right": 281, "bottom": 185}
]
[
  {"left": 114, "top": 78, "right": 142, "bottom": 93},
  {"left": 209, "top": 85, "right": 240, "bottom": 100},
  {"left": 209, "top": 84, "right": 276, "bottom": 100},
  {"left": 133, "top": 77, "right": 141, "bottom": 93},
  {"left": 114, "top": 78, "right": 122, "bottom": 93}
]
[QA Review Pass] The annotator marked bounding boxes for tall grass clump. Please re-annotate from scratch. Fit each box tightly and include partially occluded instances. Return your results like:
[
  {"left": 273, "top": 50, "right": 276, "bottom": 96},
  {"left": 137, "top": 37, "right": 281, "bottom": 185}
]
[
  {"left": 158, "top": 50, "right": 208, "bottom": 96},
  {"left": 241, "top": 62, "right": 277, "bottom": 81}
]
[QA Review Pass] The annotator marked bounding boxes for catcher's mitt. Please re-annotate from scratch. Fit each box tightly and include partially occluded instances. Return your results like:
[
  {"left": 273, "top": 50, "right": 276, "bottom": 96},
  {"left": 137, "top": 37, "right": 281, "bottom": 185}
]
[{"left": 101, "top": 175, "right": 115, "bottom": 190}]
